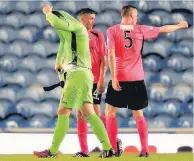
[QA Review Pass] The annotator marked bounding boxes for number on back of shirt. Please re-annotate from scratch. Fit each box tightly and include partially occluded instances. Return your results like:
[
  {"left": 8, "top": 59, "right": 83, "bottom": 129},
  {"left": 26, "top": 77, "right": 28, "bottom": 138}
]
[{"left": 124, "top": 31, "right": 133, "bottom": 48}]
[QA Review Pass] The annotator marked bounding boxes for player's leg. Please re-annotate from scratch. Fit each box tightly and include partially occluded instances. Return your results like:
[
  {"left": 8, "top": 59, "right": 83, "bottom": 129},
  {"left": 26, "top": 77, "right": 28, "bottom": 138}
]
[
  {"left": 33, "top": 106, "right": 71, "bottom": 158},
  {"left": 74, "top": 109, "right": 89, "bottom": 157},
  {"left": 80, "top": 102, "right": 115, "bottom": 158},
  {"left": 127, "top": 80, "right": 149, "bottom": 157},
  {"left": 132, "top": 110, "right": 148, "bottom": 157}
]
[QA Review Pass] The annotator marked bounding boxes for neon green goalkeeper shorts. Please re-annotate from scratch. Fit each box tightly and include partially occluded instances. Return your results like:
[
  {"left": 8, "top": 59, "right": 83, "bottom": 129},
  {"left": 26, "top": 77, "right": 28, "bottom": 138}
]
[{"left": 59, "top": 69, "right": 93, "bottom": 109}]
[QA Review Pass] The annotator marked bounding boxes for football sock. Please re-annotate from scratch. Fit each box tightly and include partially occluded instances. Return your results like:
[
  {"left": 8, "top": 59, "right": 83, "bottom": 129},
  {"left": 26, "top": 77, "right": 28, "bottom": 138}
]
[
  {"left": 86, "top": 113, "right": 112, "bottom": 150},
  {"left": 77, "top": 120, "right": 88, "bottom": 154},
  {"left": 135, "top": 116, "right": 148, "bottom": 153},
  {"left": 106, "top": 115, "right": 118, "bottom": 152},
  {"left": 50, "top": 115, "right": 69, "bottom": 154}
]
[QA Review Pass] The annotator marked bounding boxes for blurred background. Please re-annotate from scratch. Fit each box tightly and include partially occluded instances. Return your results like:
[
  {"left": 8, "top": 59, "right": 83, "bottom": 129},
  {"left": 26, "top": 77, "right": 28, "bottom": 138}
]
[{"left": 0, "top": 0, "right": 193, "bottom": 132}]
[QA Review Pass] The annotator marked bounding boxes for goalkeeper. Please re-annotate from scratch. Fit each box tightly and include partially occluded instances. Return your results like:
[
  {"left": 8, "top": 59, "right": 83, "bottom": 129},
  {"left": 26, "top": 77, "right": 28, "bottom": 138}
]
[{"left": 33, "top": 5, "right": 114, "bottom": 158}]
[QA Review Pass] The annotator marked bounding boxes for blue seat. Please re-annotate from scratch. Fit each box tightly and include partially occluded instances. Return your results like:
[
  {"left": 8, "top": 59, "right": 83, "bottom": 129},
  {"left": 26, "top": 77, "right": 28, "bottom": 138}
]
[
  {"left": 0, "top": 71, "right": 8, "bottom": 87},
  {"left": 127, "top": 117, "right": 136, "bottom": 128},
  {"left": 44, "top": 57, "right": 56, "bottom": 70},
  {"left": 15, "top": 1, "right": 35, "bottom": 14},
  {"left": 43, "top": 27, "right": 59, "bottom": 42},
  {"left": 32, "top": 41, "right": 58, "bottom": 58},
  {"left": 0, "top": 87, "right": 16, "bottom": 103},
  {"left": 143, "top": 40, "right": 172, "bottom": 58},
  {"left": 94, "top": 24, "right": 107, "bottom": 36},
  {"left": 38, "top": 101, "right": 58, "bottom": 118},
  {"left": 143, "top": 55, "right": 163, "bottom": 72},
  {"left": 86, "top": 1, "right": 101, "bottom": 13},
  {"left": 16, "top": 86, "right": 43, "bottom": 103},
  {"left": 148, "top": 115, "right": 174, "bottom": 128},
  {"left": 147, "top": 1, "right": 171, "bottom": 12},
  {"left": 180, "top": 103, "right": 193, "bottom": 115},
  {"left": 0, "top": 1, "right": 13, "bottom": 14},
  {"left": 34, "top": 1, "right": 53, "bottom": 12},
  {"left": 178, "top": 40, "right": 193, "bottom": 57},
  {"left": 18, "top": 26, "right": 40, "bottom": 43},
  {"left": 176, "top": 27, "right": 193, "bottom": 42},
  {"left": 0, "top": 27, "right": 17, "bottom": 43},
  {"left": 161, "top": 101, "right": 181, "bottom": 117},
  {"left": 177, "top": 114, "right": 193, "bottom": 128},
  {"left": 117, "top": 108, "right": 129, "bottom": 118},
  {"left": 149, "top": 83, "right": 168, "bottom": 102},
  {"left": 0, "top": 101, "right": 15, "bottom": 119},
  {"left": 133, "top": 1, "right": 148, "bottom": 12},
  {"left": 171, "top": 12, "right": 193, "bottom": 27},
  {"left": 23, "top": 116, "right": 51, "bottom": 128},
  {"left": 144, "top": 69, "right": 156, "bottom": 84},
  {"left": 182, "top": 69, "right": 193, "bottom": 86},
  {"left": 42, "top": 88, "right": 61, "bottom": 102},
  {"left": 70, "top": 116, "right": 77, "bottom": 128},
  {"left": 0, "top": 55, "right": 20, "bottom": 72},
  {"left": 159, "top": 69, "right": 183, "bottom": 87},
  {"left": 16, "top": 100, "right": 37, "bottom": 118},
  {"left": 167, "top": 55, "right": 192, "bottom": 72},
  {"left": 170, "top": 1, "right": 193, "bottom": 12},
  {"left": 36, "top": 69, "right": 59, "bottom": 87},
  {"left": 26, "top": 13, "right": 47, "bottom": 29},
  {"left": 163, "top": 84, "right": 192, "bottom": 103},
  {"left": 100, "top": 1, "right": 123, "bottom": 12},
  {"left": 8, "top": 41, "right": 33, "bottom": 58},
  {"left": 54, "top": 1, "right": 77, "bottom": 13},
  {"left": 95, "top": 12, "right": 115, "bottom": 26},
  {"left": 4, "top": 13, "right": 25, "bottom": 29},
  {"left": 6, "top": 70, "right": 35, "bottom": 88},
  {"left": 143, "top": 101, "right": 157, "bottom": 118},
  {"left": 19, "top": 55, "right": 45, "bottom": 72}
]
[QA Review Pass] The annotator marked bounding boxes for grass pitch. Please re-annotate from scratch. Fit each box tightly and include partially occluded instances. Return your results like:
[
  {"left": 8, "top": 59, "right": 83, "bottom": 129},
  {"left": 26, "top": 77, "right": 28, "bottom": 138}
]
[{"left": 0, "top": 153, "right": 192, "bottom": 161}]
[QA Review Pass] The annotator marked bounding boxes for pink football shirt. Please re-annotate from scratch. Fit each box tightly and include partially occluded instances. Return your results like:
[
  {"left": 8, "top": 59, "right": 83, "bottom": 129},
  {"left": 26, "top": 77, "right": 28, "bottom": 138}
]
[
  {"left": 107, "top": 24, "right": 160, "bottom": 81},
  {"left": 88, "top": 29, "right": 106, "bottom": 83}
]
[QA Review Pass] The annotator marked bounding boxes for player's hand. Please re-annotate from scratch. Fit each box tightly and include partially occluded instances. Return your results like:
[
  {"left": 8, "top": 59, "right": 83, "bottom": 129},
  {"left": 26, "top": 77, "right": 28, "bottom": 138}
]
[
  {"left": 42, "top": 5, "right": 53, "bottom": 15},
  {"left": 97, "top": 79, "right": 105, "bottom": 93},
  {"left": 178, "top": 20, "right": 188, "bottom": 29},
  {"left": 55, "top": 64, "right": 63, "bottom": 73},
  {"left": 112, "top": 78, "right": 122, "bottom": 91}
]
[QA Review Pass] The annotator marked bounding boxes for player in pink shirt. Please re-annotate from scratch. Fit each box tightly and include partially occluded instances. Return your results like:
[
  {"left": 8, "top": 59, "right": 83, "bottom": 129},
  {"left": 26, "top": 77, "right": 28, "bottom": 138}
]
[
  {"left": 105, "top": 5, "right": 188, "bottom": 157},
  {"left": 74, "top": 8, "right": 121, "bottom": 157}
]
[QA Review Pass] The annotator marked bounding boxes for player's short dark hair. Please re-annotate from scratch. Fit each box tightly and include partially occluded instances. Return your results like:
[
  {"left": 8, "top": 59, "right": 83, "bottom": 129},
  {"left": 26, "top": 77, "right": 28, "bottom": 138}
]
[
  {"left": 76, "top": 8, "right": 97, "bottom": 17},
  {"left": 121, "top": 5, "right": 137, "bottom": 17}
]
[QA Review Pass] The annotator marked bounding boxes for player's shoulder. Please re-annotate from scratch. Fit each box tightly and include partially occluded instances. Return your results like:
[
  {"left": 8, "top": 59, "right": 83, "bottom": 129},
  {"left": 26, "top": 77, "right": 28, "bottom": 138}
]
[{"left": 108, "top": 24, "right": 119, "bottom": 30}]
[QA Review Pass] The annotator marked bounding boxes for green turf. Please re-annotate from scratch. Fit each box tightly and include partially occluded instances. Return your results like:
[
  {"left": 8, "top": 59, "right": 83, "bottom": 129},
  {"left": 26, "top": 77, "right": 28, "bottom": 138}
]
[{"left": 0, "top": 153, "right": 192, "bottom": 161}]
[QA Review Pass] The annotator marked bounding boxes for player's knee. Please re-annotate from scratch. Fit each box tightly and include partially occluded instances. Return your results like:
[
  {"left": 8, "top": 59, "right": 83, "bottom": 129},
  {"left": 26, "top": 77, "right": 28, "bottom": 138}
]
[
  {"left": 76, "top": 110, "right": 85, "bottom": 120},
  {"left": 105, "top": 104, "right": 117, "bottom": 117},
  {"left": 57, "top": 107, "right": 71, "bottom": 116},
  {"left": 94, "top": 104, "right": 101, "bottom": 117},
  {"left": 132, "top": 110, "right": 144, "bottom": 119}
]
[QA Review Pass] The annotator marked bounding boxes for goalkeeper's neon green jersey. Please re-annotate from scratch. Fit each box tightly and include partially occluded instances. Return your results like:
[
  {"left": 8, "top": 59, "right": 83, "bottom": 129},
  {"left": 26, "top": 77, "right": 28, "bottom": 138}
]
[{"left": 46, "top": 10, "right": 91, "bottom": 71}]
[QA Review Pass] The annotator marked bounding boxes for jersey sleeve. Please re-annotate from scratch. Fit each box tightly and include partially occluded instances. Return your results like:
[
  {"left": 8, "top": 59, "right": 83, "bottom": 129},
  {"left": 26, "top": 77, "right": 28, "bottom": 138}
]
[
  {"left": 55, "top": 31, "right": 65, "bottom": 65},
  {"left": 98, "top": 32, "right": 107, "bottom": 57},
  {"left": 46, "top": 11, "right": 81, "bottom": 32},
  {"left": 106, "top": 27, "right": 115, "bottom": 50},
  {"left": 141, "top": 25, "right": 160, "bottom": 40}
]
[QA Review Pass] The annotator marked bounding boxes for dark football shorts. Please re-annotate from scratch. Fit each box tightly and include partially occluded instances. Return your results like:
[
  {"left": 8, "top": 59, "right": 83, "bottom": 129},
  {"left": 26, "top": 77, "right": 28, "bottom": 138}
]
[{"left": 92, "top": 83, "right": 102, "bottom": 105}]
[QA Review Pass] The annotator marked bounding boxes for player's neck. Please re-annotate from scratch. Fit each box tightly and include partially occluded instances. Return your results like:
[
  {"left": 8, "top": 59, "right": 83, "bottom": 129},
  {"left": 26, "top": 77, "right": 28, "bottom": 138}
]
[{"left": 121, "top": 19, "right": 134, "bottom": 25}]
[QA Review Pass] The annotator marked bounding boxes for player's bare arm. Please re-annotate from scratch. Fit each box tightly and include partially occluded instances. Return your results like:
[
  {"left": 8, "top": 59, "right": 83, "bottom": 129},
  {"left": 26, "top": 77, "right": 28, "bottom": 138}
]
[
  {"left": 108, "top": 49, "right": 122, "bottom": 91},
  {"left": 159, "top": 20, "right": 188, "bottom": 33},
  {"left": 97, "top": 56, "right": 106, "bottom": 93}
]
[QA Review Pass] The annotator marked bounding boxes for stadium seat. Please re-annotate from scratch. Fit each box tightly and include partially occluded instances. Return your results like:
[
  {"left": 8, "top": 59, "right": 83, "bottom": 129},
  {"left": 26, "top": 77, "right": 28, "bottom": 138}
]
[
  {"left": 163, "top": 84, "right": 192, "bottom": 103},
  {"left": 100, "top": 1, "right": 123, "bottom": 12},
  {"left": 39, "top": 101, "right": 58, "bottom": 118},
  {"left": 16, "top": 86, "right": 44, "bottom": 103},
  {"left": 44, "top": 57, "right": 56, "bottom": 70},
  {"left": 170, "top": 1, "right": 193, "bottom": 13},
  {"left": 0, "top": 55, "right": 20, "bottom": 72},
  {"left": 6, "top": 70, "right": 36, "bottom": 88},
  {"left": 182, "top": 69, "right": 193, "bottom": 87},
  {"left": 47, "top": 117, "right": 57, "bottom": 128},
  {"left": 180, "top": 103, "right": 193, "bottom": 115},
  {"left": 0, "top": 71, "right": 8, "bottom": 87},
  {"left": 0, "top": 101, "right": 15, "bottom": 119},
  {"left": 94, "top": 24, "right": 108, "bottom": 36},
  {"left": 43, "top": 26, "right": 59, "bottom": 42},
  {"left": 8, "top": 41, "right": 33, "bottom": 58},
  {"left": 95, "top": 12, "right": 115, "bottom": 26},
  {"left": 18, "top": 26, "right": 40, "bottom": 43},
  {"left": 159, "top": 69, "right": 183, "bottom": 87},
  {"left": 0, "top": 27, "right": 17, "bottom": 43},
  {"left": 143, "top": 101, "right": 157, "bottom": 118},
  {"left": 147, "top": 1, "right": 171, "bottom": 12},
  {"left": 36, "top": 69, "right": 59, "bottom": 87},
  {"left": 4, "top": 13, "right": 25, "bottom": 29},
  {"left": 177, "top": 114, "right": 193, "bottom": 128},
  {"left": 143, "top": 55, "right": 163, "bottom": 72},
  {"left": 148, "top": 115, "right": 174, "bottom": 128},
  {"left": 24, "top": 116, "right": 51, "bottom": 128},
  {"left": 34, "top": 1, "right": 53, "bottom": 12},
  {"left": 171, "top": 12, "right": 193, "bottom": 27},
  {"left": 26, "top": 13, "right": 48, "bottom": 29},
  {"left": 41, "top": 87, "right": 61, "bottom": 102},
  {"left": 15, "top": 1, "right": 36, "bottom": 14},
  {"left": 178, "top": 40, "right": 193, "bottom": 57},
  {"left": 0, "top": 1, "right": 13, "bottom": 14},
  {"left": 133, "top": 1, "right": 149, "bottom": 12},
  {"left": 0, "top": 42, "right": 6, "bottom": 57},
  {"left": 70, "top": 116, "right": 77, "bottom": 128},
  {"left": 54, "top": 1, "right": 77, "bottom": 14},
  {"left": 0, "top": 87, "right": 16, "bottom": 103},
  {"left": 19, "top": 55, "right": 45, "bottom": 72},
  {"left": 32, "top": 41, "right": 59, "bottom": 58},
  {"left": 117, "top": 108, "right": 129, "bottom": 118},
  {"left": 149, "top": 83, "right": 168, "bottom": 102},
  {"left": 167, "top": 55, "right": 193, "bottom": 72},
  {"left": 127, "top": 117, "right": 136, "bottom": 128},
  {"left": 144, "top": 69, "right": 156, "bottom": 84},
  {"left": 143, "top": 40, "right": 172, "bottom": 58},
  {"left": 175, "top": 27, "right": 193, "bottom": 42}
]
